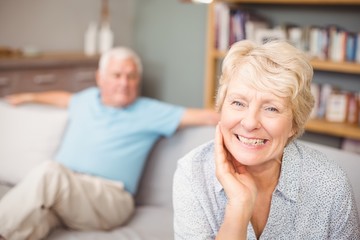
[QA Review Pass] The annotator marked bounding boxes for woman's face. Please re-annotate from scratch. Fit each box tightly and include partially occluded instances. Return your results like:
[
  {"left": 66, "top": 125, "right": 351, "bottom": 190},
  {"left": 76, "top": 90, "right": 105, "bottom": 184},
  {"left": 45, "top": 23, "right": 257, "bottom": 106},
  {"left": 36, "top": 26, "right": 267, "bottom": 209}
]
[{"left": 220, "top": 78, "right": 294, "bottom": 168}]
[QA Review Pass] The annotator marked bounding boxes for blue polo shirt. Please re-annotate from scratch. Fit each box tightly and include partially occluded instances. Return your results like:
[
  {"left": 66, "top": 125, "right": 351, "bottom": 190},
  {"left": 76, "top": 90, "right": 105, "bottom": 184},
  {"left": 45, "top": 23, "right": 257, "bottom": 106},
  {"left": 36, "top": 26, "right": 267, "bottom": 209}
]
[{"left": 55, "top": 87, "right": 184, "bottom": 195}]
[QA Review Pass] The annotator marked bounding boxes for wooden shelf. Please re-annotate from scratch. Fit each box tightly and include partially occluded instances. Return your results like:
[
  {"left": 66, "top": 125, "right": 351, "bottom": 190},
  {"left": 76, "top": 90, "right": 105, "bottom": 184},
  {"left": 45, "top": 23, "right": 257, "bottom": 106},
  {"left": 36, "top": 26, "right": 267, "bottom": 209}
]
[
  {"left": 311, "top": 59, "right": 360, "bottom": 75},
  {"left": 218, "top": 0, "right": 360, "bottom": 5},
  {"left": 0, "top": 52, "right": 99, "bottom": 69},
  {"left": 306, "top": 119, "right": 360, "bottom": 140},
  {"left": 211, "top": 50, "right": 360, "bottom": 75}
]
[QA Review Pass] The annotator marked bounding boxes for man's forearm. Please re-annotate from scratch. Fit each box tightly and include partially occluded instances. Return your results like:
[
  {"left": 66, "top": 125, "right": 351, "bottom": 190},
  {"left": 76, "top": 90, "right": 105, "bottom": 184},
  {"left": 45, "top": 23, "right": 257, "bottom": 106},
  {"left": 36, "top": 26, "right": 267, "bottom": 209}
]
[{"left": 5, "top": 91, "right": 72, "bottom": 108}]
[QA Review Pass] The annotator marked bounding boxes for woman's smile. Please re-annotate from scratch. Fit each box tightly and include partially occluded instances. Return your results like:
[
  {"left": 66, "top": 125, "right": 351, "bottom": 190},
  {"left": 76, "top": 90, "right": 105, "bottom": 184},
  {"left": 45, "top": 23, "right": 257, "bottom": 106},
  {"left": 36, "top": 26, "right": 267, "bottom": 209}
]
[{"left": 235, "top": 134, "right": 268, "bottom": 146}]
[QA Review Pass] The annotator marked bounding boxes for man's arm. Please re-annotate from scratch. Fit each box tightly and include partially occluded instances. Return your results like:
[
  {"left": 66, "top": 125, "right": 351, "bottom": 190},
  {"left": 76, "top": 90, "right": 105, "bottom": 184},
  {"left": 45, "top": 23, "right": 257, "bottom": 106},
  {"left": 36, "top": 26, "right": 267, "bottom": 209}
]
[
  {"left": 5, "top": 91, "right": 72, "bottom": 108},
  {"left": 178, "top": 108, "right": 220, "bottom": 128}
]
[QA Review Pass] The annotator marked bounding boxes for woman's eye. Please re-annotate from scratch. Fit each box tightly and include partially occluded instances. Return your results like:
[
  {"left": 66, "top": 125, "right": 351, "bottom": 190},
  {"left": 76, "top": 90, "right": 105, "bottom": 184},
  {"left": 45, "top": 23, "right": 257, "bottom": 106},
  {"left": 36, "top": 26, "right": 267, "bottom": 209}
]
[
  {"left": 232, "top": 101, "right": 245, "bottom": 107},
  {"left": 266, "top": 107, "right": 279, "bottom": 112}
]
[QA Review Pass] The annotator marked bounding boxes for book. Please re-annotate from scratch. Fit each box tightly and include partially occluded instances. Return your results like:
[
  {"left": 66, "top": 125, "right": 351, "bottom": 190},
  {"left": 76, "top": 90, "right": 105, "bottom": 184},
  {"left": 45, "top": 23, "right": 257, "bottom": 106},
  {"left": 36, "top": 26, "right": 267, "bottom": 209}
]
[
  {"left": 245, "top": 13, "right": 269, "bottom": 43},
  {"left": 325, "top": 91, "right": 349, "bottom": 123},
  {"left": 346, "top": 32, "right": 357, "bottom": 62},
  {"left": 317, "top": 83, "right": 333, "bottom": 119},
  {"left": 230, "top": 9, "right": 247, "bottom": 44},
  {"left": 255, "top": 27, "right": 286, "bottom": 45},
  {"left": 347, "top": 92, "right": 359, "bottom": 124},
  {"left": 310, "top": 83, "right": 320, "bottom": 119},
  {"left": 214, "top": 2, "right": 230, "bottom": 51},
  {"left": 356, "top": 32, "right": 360, "bottom": 63}
]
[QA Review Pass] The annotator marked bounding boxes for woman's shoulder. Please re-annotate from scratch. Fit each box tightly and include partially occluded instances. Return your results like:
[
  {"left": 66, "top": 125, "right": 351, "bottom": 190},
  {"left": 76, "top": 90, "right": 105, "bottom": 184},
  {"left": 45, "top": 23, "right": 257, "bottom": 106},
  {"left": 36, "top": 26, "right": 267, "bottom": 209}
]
[
  {"left": 291, "top": 140, "right": 349, "bottom": 186},
  {"left": 177, "top": 140, "right": 215, "bottom": 174},
  {"left": 178, "top": 140, "right": 214, "bottom": 161}
]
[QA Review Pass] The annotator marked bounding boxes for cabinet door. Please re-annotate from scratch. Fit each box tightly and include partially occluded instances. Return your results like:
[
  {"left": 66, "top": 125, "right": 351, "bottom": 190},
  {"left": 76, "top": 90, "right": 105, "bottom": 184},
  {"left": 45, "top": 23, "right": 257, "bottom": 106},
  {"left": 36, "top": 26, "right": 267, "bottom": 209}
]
[
  {"left": 71, "top": 67, "right": 97, "bottom": 92},
  {"left": 0, "top": 72, "right": 17, "bottom": 97},
  {"left": 14, "top": 68, "right": 73, "bottom": 93}
]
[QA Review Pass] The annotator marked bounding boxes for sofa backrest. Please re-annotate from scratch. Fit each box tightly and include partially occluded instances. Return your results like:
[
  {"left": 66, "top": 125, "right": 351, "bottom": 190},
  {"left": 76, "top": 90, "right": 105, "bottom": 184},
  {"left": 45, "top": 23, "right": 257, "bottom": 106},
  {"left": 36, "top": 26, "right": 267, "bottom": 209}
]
[
  {"left": 0, "top": 100, "right": 68, "bottom": 185},
  {"left": 135, "top": 126, "right": 216, "bottom": 208}
]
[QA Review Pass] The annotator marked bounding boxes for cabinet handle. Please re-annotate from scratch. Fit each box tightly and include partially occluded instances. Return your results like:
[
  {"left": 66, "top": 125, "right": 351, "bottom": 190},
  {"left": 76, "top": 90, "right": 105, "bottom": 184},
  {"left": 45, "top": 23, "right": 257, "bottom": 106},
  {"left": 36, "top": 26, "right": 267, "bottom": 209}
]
[
  {"left": 33, "top": 74, "right": 56, "bottom": 84},
  {"left": 0, "top": 77, "right": 10, "bottom": 87}
]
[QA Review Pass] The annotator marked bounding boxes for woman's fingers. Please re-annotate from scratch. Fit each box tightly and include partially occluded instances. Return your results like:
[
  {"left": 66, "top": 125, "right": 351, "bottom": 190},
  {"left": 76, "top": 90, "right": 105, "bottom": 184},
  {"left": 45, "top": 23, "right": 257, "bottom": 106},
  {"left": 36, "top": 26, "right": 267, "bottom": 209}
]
[{"left": 215, "top": 123, "right": 233, "bottom": 176}]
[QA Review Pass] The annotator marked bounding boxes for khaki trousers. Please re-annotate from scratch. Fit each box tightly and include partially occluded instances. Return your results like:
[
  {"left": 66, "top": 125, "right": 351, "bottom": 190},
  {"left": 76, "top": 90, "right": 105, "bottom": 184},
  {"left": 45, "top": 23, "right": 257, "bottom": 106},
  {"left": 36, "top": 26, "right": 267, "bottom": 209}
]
[{"left": 0, "top": 161, "right": 134, "bottom": 240}]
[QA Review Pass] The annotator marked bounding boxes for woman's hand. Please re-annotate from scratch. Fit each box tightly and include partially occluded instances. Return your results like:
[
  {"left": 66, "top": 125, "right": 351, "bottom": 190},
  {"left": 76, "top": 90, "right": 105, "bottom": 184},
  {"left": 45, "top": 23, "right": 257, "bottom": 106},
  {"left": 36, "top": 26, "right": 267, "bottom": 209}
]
[
  {"left": 215, "top": 123, "right": 257, "bottom": 208},
  {"left": 215, "top": 123, "right": 257, "bottom": 239}
]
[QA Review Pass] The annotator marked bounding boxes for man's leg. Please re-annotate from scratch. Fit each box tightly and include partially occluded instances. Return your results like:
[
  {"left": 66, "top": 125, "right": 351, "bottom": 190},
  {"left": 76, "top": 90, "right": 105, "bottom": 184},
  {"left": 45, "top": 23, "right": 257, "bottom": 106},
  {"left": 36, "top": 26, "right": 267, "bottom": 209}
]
[
  {"left": 0, "top": 161, "right": 134, "bottom": 239},
  {"left": 0, "top": 161, "right": 62, "bottom": 240},
  {"left": 55, "top": 168, "right": 135, "bottom": 231}
]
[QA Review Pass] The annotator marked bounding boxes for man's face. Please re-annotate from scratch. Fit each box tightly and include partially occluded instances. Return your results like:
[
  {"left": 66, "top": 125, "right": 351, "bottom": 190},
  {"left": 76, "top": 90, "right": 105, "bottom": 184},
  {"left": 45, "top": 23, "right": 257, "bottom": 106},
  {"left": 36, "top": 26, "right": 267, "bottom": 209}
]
[{"left": 97, "top": 57, "right": 140, "bottom": 108}]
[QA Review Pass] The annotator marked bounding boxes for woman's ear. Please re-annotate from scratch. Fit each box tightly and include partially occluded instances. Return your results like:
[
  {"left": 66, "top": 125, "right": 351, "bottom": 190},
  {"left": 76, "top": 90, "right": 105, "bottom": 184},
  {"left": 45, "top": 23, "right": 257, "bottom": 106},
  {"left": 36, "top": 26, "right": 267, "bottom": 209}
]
[{"left": 288, "top": 127, "right": 296, "bottom": 138}]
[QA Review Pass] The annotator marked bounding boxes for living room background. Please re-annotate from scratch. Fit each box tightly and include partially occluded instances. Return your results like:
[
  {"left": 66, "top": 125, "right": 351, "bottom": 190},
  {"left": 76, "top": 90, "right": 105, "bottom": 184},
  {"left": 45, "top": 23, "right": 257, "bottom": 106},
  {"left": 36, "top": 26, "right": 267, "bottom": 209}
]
[{"left": 1, "top": 0, "right": 360, "bottom": 149}]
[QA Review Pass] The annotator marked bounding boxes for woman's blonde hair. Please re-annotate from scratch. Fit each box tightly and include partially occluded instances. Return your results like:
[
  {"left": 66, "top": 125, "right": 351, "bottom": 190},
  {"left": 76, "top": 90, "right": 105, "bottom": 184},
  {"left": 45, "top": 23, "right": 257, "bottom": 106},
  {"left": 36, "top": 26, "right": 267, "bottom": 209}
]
[{"left": 216, "top": 40, "right": 314, "bottom": 141}]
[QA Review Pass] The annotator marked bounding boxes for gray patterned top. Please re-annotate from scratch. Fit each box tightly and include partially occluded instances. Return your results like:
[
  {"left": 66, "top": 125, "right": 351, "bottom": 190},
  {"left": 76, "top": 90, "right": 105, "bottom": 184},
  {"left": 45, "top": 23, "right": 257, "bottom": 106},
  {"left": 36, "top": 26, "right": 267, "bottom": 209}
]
[{"left": 173, "top": 140, "right": 360, "bottom": 240}]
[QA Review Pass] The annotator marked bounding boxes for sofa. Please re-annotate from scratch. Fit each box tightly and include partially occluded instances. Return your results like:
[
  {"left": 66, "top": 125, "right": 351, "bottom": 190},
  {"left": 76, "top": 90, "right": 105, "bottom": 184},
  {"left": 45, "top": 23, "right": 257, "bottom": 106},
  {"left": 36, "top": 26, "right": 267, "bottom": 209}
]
[{"left": 0, "top": 101, "right": 359, "bottom": 239}]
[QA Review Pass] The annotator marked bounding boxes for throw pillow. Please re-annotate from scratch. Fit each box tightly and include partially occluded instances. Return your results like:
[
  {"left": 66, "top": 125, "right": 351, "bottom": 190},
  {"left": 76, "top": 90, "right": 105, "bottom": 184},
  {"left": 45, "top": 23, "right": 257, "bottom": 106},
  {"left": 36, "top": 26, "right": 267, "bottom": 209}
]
[{"left": 0, "top": 100, "right": 68, "bottom": 185}]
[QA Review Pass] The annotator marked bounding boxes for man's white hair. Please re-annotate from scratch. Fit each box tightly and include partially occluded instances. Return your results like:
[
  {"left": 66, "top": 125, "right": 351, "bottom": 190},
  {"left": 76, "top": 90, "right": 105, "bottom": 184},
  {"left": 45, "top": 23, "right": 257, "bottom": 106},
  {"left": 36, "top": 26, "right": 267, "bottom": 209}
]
[{"left": 98, "top": 47, "right": 143, "bottom": 75}]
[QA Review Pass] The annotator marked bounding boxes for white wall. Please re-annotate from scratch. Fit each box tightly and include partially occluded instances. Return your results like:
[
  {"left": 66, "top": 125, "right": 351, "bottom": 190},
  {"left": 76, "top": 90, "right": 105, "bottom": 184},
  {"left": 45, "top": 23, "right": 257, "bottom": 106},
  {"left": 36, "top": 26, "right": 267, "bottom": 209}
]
[{"left": 0, "top": 0, "right": 136, "bottom": 52}]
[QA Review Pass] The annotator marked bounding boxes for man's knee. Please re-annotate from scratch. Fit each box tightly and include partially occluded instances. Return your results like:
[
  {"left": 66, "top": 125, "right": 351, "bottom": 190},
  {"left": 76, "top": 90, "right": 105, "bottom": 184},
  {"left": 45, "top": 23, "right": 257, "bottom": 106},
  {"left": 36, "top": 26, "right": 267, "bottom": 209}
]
[
  {"left": 35, "top": 161, "right": 64, "bottom": 174},
  {"left": 28, "top": 161, "right": 69, "bottom": 186}
]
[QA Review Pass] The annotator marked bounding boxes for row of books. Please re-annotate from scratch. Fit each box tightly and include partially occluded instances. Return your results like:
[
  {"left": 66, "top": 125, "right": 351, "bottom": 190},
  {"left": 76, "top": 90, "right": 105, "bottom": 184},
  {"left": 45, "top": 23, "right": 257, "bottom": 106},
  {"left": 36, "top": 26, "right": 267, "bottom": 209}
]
[
  {"left": 214, "top": 3, "right": 360, "bottom": 63},
  {"left": 307, "top": 25, "right": 360, "bottom": 63},
  {"left": 312, "top": 82, "right": 360, "bottom": 155},
  {"left": 214, "top": 3, "right": 270, "bottom": 51},
  {"left": 311, "top": 83, "right": 359, "bottom": 125}
]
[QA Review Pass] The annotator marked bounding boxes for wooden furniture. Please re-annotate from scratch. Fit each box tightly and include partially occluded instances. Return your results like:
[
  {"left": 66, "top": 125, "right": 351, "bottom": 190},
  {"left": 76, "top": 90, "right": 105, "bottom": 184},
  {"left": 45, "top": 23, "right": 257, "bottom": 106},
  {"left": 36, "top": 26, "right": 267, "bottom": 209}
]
[
  {"left": 0, "top": 53, "right": 99, "bottom": 97},
  {"left": 204, "top": 0, "right": 360, "bottom": 140}
]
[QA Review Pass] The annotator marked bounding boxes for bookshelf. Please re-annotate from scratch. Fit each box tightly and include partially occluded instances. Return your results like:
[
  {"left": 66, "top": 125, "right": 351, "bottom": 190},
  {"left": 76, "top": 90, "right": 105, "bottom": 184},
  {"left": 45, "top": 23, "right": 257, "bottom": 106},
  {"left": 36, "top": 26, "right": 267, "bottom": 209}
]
[{"left": 204, "top": 0, "right": 360, "bottom": 140}]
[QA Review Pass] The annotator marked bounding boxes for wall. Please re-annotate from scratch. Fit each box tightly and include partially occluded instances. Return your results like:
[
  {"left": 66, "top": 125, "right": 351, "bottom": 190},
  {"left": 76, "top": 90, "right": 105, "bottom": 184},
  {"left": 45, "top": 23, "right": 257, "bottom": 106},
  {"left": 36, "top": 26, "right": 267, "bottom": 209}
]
[
  {"left": 0, "top": 0, "right": 136, "bottom": 52},
  {"left": 133, "top": 0, "right": 207, "bottom": 108}
]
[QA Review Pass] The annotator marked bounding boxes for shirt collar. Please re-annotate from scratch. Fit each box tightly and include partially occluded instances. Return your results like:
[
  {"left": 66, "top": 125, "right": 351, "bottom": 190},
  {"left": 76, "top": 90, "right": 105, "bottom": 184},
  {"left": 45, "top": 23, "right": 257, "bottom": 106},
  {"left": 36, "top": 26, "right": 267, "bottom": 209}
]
[
  {"left": 213, "top": 141, "right": 303, "bottom": 202},
  {"left": 208, "top": 150, "right": 224, "bottom": 193},
  {"left": 276, "top": 141, "right": 302, "bottom": 202}
]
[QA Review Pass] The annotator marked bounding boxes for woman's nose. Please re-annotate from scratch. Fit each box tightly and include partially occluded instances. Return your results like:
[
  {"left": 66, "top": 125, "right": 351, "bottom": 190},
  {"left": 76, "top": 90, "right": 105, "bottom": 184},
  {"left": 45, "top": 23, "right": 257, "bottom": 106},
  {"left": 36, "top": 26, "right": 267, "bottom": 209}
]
[{"left": 240, "top": 109, "right": 261, "bottom": 131}]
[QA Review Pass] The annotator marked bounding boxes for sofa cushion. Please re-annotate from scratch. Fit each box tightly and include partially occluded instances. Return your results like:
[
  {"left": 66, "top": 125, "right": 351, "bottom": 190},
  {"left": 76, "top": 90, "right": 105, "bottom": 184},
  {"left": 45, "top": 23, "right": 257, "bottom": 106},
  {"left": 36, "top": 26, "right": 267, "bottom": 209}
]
[
  {"left": 48, "top": 206, "right": 173, "bottom": 240},
  {"left": 0, "top": 100, "right": 68, "bottom": 185}
]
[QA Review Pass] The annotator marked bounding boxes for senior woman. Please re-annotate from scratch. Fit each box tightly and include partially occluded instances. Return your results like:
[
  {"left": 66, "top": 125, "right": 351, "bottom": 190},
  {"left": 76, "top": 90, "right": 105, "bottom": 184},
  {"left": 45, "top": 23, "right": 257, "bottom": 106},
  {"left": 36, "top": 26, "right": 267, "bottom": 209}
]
[{"left": 173, "top": 40, "right": 360, "bottom": 239}]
